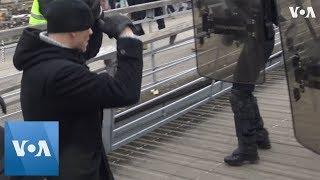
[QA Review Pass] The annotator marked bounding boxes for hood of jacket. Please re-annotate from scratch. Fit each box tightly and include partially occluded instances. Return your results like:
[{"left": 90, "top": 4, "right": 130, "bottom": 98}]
[{"left": 13, "top": 28, "right": 85, "bottom": 71}]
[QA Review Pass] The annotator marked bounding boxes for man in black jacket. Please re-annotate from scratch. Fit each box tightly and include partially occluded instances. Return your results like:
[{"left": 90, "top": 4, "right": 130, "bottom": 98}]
[{"left": 12, "top": 0, "right": 143, "bottom": 179}]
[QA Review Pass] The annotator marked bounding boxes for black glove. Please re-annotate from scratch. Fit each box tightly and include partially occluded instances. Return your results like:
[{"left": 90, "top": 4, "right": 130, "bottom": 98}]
[
  {"left": 82, "top": 0, "right": 102, "bottom": 20},
  {"left": 98, "top": 14, "right": 136, "bottom": 39}
]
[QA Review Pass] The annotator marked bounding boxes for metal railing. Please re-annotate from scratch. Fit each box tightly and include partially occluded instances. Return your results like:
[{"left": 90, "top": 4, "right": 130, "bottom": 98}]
[{"left": 0, "top": 0, "right": 190, "bottom": 40}]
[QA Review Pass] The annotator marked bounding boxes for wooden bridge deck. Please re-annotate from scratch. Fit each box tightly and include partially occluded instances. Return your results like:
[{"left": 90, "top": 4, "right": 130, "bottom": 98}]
[{"left": 109, "top": 68, "right": 320, "bottom": 180}]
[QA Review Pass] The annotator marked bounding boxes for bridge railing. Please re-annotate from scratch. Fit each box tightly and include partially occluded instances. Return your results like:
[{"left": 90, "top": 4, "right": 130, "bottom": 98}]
[{"left": 0, "top": 0, "right": 190, "bottom": 40}]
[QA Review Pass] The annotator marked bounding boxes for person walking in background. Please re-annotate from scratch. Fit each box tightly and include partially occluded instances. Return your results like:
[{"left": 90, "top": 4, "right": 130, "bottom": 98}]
[{"left": 127, "top": 0, "right": 177, "bottom": 49}]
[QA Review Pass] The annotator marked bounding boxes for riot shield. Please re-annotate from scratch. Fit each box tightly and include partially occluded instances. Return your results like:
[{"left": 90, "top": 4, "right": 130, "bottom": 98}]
[
  {"left": 192, "top": 0, "right": 270, "bottom": 84},
  {"left": 277, "top": 0, "right": 320, "bottom": 154}
]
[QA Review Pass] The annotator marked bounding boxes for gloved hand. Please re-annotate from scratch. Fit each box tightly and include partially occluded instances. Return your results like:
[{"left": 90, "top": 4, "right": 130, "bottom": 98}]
[
  {"left": 98, "top": 14, "right": 136, "bottom": 39},
  {"left": 82, "top": 0, "right": 102, "bottom": 20}
]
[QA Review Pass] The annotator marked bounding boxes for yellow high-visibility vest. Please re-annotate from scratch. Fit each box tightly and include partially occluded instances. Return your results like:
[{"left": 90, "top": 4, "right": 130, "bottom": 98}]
[{"left": 29, "top": 0, "right": 47, "bottom": 25}]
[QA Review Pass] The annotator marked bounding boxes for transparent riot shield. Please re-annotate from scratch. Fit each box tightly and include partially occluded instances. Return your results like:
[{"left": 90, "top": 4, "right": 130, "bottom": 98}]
[
  {"left": 192, "top": 0, "right": 269, "bottom": 84},
  {"left": 277, "top": 0, "right": 320, "bottom": 154}
]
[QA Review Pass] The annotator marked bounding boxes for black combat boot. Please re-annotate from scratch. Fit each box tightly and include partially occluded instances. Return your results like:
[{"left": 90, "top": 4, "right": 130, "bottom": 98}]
[
  {"left": 224, "top": 139, "right": 259, "bottom": 166},
  {"left": 256, "top": 128, "right": 271, "bottom": 149},
  {"left": 252, "top": 97, "right": 271, "bottom": 149},
  {"left": 226, "top": 88, "right": 260, "bottom": 166}
]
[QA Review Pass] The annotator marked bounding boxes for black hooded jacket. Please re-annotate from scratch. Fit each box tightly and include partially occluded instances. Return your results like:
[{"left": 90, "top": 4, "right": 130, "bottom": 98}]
[{"left": 12, "top": 28, "right": 143, "bottom": 180}]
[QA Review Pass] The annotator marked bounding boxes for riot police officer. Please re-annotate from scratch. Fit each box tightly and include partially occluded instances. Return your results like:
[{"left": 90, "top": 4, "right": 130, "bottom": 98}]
[{"left": 223, "top": 0, "right": 279, "bottom": 166}]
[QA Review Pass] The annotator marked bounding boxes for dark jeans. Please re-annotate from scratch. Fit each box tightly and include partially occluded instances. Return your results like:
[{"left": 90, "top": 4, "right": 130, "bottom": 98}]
[{"left": 127, "top": 0, "right": 165, "bottom": 36}]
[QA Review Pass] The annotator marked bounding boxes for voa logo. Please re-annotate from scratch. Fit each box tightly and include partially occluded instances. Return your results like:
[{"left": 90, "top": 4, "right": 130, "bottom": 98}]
[
  {"left": 289, "top": 7, "right": 316, "bottom": 18},
  {"left": 5, "top": 121, "right": 58, "bottom": 176},
  {"left": 12, "top": 140, "right": 51, "bottom": 157}
]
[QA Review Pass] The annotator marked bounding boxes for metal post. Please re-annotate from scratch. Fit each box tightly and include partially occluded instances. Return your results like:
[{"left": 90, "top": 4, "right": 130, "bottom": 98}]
[
  {"left": 102, "top": 109, "right": 114, "bottom": 153},
  {"left": 147, "top": 9, "right": 157, "bottom": 84},
  {"left": 1, "top": 40, "right": 5, "bottom": 63},
  {"left": 210, "top": 79, "right": 215, "bottom": 97},
  {"left": 104, "top": 58, "right": 117, "bottom": 77}
]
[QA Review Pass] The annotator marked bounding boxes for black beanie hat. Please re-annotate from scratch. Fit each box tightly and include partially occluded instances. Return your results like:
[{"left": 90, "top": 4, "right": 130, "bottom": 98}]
[{"left": 45, "top": 0, "right": 94, "bottom": 33}]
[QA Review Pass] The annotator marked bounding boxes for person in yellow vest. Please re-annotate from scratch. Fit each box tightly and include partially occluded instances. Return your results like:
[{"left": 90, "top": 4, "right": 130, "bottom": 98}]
[{"left": 29, "top": 0, "right": 47, "bottom": 25}]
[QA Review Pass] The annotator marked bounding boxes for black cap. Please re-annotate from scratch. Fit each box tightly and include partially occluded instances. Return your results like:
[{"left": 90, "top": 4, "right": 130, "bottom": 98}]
[{"left": 45, "top": 0, "right": 94, "bottom": 33}]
